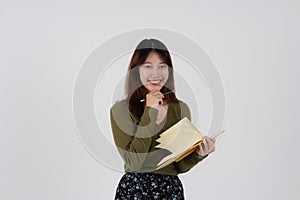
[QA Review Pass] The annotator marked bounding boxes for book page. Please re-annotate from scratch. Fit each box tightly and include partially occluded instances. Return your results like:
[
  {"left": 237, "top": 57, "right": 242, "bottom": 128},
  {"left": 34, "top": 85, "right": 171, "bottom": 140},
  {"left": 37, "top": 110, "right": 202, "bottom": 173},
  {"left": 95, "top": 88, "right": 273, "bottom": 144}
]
[{"left": 155, "top": 117, "right": 203, "bottom": 169}]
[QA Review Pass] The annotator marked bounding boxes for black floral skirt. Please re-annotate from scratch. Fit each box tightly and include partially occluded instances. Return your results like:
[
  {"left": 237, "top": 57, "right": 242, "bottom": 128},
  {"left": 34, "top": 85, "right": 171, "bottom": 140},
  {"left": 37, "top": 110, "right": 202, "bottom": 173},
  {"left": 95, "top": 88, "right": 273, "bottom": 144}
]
[{"left": 114, "top": 172, "right": 185, "bottom": 200}]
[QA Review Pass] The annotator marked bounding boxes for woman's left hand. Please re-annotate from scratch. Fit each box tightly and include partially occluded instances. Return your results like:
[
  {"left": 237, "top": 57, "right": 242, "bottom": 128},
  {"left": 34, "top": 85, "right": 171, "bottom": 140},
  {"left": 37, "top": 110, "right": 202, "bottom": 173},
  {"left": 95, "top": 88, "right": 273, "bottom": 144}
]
[{"left": 196, "top": 136, "right": 216, "bottom": 157}]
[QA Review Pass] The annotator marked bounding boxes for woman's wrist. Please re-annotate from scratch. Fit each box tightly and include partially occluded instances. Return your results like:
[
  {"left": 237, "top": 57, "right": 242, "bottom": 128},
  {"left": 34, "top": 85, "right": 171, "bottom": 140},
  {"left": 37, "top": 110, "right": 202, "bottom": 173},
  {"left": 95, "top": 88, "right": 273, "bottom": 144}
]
[
  {"left": 198, "top": 153, "right": 208, "bottom": 159},
  {"left": 196, "top": 148, "right": 208, "bottom": 158}
]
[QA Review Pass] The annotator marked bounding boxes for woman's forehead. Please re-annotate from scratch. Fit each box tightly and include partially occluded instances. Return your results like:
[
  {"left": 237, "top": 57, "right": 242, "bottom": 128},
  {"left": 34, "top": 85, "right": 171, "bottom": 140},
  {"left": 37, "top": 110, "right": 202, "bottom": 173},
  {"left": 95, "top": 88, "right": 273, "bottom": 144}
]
[{"left": 143, "top": 51, "right": 167, "bottom": 64}]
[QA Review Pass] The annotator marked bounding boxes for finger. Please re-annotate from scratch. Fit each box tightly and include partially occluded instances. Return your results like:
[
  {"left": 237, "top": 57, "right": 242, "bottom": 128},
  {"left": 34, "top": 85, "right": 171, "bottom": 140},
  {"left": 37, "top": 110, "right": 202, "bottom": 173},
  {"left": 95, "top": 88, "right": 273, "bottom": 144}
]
[
  {"left": 152, "top": 90, "right": 164, "bottom": 97},
  {"left": 156, "top": 95, "right": 163, "bottom": 105},
  {"left": 204, "top": 137, "right": 215, "bottom": 153},
  {"left": 210, "top": 146, "right": 216, "bottom": 153},
  {"left": 155, "top": 93, "right": 164, "bottom": 100},
  {"left": 208, "top": 146, "right": 216, "bottom": 154},
  {"left": 147, "top": 92, "right": 163, "bottom": 99},
  {"left": 198, "top": 143, "right": 204, "bottom": 156},
  {"left": 148, "top": 90, "right": 160, "bottom": 97},
  {"left": 206, "top": 138, "right": 214, "bottom": 150},
  {"left": 155, "top": 96, "right": 164, "bottom": 102},
  {"left": 207, "top": 137, "right": 216, "bottom": 144},
  {"left": 201, "top": 137, "right": 208, "bottom": 153}
]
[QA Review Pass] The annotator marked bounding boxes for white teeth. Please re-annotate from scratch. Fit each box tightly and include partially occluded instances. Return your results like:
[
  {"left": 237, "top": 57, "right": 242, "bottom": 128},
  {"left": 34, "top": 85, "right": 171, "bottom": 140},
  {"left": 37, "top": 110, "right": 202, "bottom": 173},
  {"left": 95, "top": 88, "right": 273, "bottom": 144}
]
[{"left": 148, "top": 80, "right": 162, "bottom": 84}]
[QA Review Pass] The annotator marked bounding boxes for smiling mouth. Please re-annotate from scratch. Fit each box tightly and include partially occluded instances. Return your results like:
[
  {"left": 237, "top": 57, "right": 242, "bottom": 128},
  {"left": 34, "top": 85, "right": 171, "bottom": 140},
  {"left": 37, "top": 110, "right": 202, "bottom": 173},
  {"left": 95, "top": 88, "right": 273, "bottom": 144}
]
[{"left": 148, "top": 79, "right": 163, "bottom": 84}]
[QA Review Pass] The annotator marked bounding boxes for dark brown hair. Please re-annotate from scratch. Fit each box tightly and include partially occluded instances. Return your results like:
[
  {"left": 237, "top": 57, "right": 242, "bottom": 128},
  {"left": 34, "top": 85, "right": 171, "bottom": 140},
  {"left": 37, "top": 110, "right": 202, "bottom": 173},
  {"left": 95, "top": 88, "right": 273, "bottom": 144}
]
[{"left": 124, "top": 38, "right": 179, "bottom": 120}]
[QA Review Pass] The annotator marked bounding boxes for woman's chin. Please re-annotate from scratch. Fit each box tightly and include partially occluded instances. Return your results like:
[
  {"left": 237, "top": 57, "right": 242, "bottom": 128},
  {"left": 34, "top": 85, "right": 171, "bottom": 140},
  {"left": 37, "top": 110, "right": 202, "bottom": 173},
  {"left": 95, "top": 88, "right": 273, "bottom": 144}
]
[{"left": 146, "top": 85, "right": 163, "bottom": 91}]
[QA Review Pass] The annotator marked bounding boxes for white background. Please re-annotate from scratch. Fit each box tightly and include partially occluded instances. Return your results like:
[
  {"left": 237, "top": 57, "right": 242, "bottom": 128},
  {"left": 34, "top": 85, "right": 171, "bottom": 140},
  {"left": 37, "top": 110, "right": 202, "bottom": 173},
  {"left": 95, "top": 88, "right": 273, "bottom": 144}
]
[{"left": 1, "top": 0, "right": 300, "bottom": 199}]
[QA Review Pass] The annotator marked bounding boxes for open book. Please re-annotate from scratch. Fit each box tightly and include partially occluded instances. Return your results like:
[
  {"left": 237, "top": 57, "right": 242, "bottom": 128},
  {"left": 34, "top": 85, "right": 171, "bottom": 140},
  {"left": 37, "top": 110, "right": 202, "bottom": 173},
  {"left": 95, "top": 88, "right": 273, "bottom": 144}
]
[{"left": 155, "top": 117, "right": 224, "bottom": 170}]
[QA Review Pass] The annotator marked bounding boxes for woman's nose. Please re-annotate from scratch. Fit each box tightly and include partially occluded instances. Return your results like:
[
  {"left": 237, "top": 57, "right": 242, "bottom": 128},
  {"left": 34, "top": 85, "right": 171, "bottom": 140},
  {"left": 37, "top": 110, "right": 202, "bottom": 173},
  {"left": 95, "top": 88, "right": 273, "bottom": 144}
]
[{"left": 150, "top": 67, "right": 160, "bottom": 76}]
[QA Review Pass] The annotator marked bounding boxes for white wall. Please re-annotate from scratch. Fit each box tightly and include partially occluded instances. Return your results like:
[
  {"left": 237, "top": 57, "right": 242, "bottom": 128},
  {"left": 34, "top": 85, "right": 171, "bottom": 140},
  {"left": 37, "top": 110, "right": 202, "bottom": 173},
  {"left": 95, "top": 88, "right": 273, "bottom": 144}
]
[{"left": 1, "top": 0, "right": 299, "bottom": 199}]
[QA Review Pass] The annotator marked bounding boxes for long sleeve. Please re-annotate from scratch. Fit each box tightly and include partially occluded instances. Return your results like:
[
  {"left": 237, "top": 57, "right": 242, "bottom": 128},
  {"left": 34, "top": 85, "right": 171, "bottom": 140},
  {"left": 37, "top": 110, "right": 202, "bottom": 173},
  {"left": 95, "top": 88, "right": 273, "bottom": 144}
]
[{"left": 110, "top": 101, "right": 158, "bottom": 171}]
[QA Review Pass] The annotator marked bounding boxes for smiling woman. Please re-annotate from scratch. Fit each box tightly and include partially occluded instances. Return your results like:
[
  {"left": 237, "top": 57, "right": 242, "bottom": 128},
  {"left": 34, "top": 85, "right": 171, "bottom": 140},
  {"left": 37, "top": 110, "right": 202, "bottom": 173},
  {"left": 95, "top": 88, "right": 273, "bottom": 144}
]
[
  {"left": 138, "top": 52, "right": 169, "bottom": 91},
  {"left": 124, "top": 39, "right": 179, "bottom": 121},
  {"left": 109, "top": 38, "right": 216, "bottom": 199}
]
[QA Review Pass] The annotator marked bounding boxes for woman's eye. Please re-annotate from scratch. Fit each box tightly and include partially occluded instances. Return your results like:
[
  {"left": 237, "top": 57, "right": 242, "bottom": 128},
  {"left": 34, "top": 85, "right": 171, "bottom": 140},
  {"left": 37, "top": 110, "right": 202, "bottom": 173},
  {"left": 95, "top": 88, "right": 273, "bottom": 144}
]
[
  {"left": 144, "top": 65, "right": 152, "bottom": 68},
  {"left": 160, "top": 65, "right": 167, "bottom": 69}
]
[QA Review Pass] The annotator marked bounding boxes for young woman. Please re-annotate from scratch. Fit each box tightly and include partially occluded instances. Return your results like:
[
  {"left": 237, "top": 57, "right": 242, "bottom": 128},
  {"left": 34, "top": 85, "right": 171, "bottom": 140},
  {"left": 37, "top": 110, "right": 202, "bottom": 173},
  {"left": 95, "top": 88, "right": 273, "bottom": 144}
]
[{"left": 110, "top": 38, "right": 216, "bottom": 199}]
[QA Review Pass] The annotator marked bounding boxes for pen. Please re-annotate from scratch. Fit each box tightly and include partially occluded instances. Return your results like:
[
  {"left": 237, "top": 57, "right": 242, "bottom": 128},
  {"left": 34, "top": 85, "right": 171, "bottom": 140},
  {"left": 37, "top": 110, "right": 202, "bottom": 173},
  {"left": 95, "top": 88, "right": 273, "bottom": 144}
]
[
  {"left": 211, "top": 130, "right": 225, "bottom": 140},
  {"left": 140, "top": 90, "right": 175, "bottom": 102}
]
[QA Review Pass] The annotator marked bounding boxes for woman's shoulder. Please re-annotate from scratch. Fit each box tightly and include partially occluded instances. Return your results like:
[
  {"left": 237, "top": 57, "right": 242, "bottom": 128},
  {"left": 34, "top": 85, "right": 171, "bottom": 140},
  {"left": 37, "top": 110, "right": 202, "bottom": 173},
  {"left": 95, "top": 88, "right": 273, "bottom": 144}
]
[
  {"left": 110, "top": 99, "right": 138, "bottom": 124},
  {"left": 168, "top": 100, "right": 190, "bottom": 119},
  {"left": 176, "top": 100, "right": 190, "bottom": 110},
  {"left": 110, "top": 99, "right": 129, "bottom": 112},
  {"left": 176, "top": 100, "right": 191, "bottom": 119}
]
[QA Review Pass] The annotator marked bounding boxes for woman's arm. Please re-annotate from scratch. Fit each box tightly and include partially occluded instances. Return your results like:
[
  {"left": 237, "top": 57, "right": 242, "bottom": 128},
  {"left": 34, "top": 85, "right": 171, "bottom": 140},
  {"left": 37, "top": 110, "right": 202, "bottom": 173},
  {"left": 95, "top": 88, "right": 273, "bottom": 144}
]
[{"left": 110, "top": 101, "right": 158, "bottom": 171}]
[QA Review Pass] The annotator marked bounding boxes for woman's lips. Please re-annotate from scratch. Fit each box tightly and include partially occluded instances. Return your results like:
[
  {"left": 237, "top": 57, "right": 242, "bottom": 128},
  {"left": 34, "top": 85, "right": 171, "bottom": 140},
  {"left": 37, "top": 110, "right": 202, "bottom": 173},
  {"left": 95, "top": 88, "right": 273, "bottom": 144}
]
[{"left": 148, "top": 79, "right": 163, "bottom": 85}]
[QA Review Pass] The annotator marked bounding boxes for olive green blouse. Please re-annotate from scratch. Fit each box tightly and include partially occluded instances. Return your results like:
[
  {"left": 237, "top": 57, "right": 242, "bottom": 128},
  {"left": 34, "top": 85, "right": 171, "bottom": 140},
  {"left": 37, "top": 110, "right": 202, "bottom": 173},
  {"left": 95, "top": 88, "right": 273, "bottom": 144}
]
[{"left": 110, "top": 100, "right": 206, "bottom": 176}]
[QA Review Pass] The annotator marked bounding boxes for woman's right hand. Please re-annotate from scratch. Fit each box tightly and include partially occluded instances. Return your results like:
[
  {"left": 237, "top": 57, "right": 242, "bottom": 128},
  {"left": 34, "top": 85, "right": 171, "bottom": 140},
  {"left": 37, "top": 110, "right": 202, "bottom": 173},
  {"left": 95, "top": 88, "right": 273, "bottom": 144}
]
[{"left": 145, "top": 90, "right": 164, "bottom": 109}]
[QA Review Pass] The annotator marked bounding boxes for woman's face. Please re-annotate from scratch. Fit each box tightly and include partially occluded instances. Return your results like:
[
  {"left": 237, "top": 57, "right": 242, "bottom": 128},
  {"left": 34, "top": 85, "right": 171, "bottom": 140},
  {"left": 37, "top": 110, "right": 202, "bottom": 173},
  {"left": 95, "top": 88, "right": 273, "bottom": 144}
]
[{"left": 139, "top": 51, "right": 169, "bottom": 92}]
